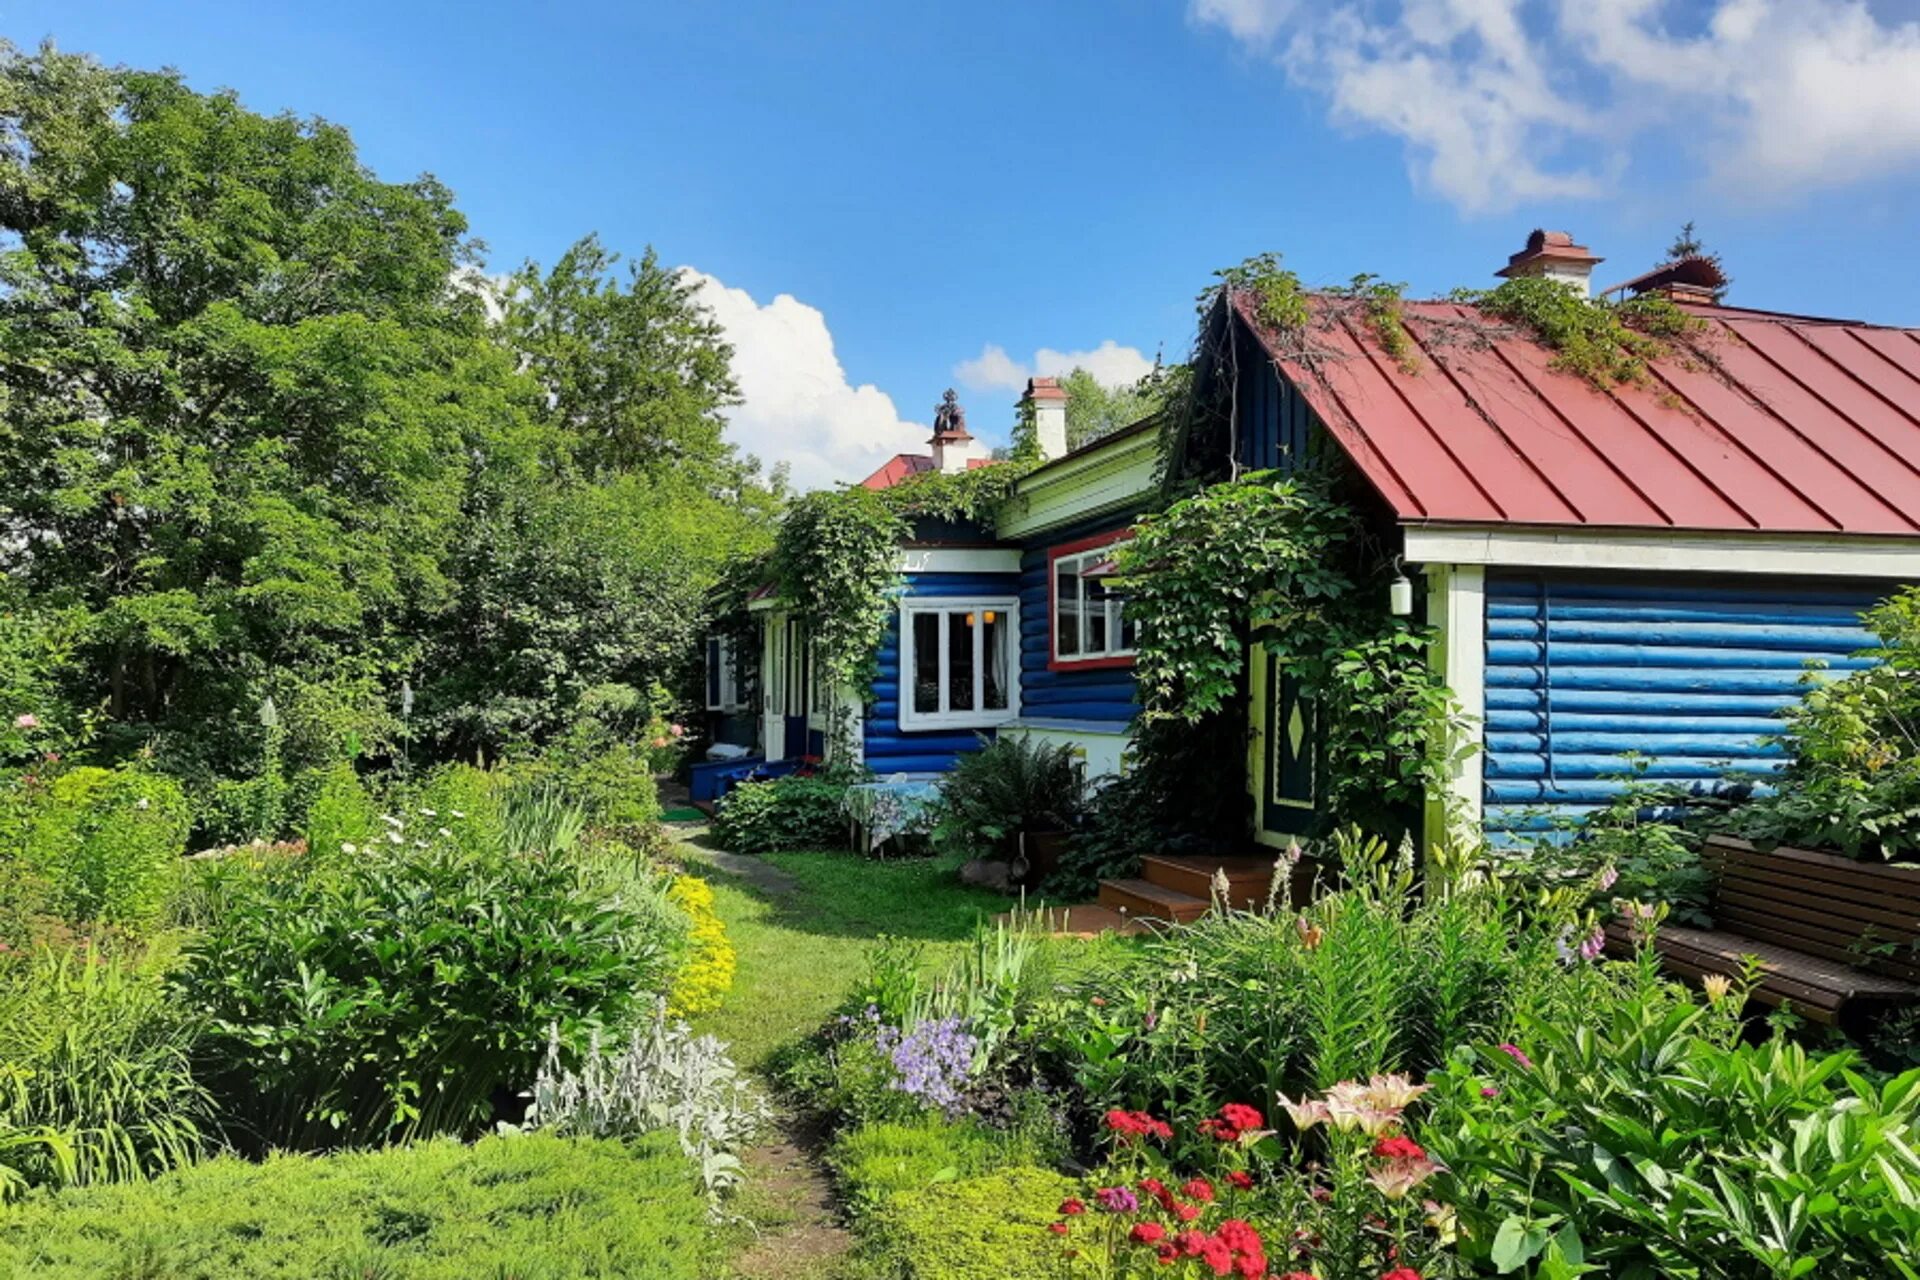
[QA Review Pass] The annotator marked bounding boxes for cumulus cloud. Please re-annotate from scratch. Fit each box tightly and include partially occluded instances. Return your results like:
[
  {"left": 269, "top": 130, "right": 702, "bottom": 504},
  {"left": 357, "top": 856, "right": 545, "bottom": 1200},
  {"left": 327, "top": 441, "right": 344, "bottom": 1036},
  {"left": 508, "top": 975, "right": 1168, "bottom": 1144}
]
[
  {"left": 954, "top": 340, "right": 1156, "bottom": 393},
  {"left": 1190, "top": 0, "right": 1920, "bottom": 212},
  {"left": 685, "top": 271, "right": 929, "bottom": 493}
]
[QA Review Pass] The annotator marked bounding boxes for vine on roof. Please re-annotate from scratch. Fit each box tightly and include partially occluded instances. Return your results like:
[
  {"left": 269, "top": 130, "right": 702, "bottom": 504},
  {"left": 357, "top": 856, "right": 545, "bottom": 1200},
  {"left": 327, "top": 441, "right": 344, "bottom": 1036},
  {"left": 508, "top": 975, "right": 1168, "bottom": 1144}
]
[
  {"left": 1329, "top": 273, "right": 1419, "bottom": 374},
  {"left": 1451, "top": 275, "right": 1706, "bottom": 390}
]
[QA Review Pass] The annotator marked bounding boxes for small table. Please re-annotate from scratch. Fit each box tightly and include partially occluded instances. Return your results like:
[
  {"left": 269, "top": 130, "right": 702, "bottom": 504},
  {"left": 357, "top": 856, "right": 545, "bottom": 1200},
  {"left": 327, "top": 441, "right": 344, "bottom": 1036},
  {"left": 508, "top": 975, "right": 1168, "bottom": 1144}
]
[{"left": 842, "top": 777, "right": 942, "bottom": 856}]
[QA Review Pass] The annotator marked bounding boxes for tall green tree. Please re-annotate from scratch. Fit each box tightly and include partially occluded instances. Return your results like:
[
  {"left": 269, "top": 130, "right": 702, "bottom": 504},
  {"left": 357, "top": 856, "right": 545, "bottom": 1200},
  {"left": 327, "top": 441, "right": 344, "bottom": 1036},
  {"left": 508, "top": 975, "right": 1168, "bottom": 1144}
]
[
  {"left": 0, "top": 41, "right": 538, "bottom": 789},
  {"left": 1057, "top": 362, "right": 1185, "bottom": 449}
]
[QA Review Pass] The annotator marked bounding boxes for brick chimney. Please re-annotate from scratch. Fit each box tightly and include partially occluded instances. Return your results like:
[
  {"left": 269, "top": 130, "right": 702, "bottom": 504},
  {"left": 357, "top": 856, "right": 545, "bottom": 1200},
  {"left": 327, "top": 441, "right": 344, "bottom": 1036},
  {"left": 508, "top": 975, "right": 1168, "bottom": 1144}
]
[
  {"left": 1496, "top": 230, "right": 1603, "bottom": 298},
  {"left": 1022, "top": 376, "right": 1069, "bottom": 462}
]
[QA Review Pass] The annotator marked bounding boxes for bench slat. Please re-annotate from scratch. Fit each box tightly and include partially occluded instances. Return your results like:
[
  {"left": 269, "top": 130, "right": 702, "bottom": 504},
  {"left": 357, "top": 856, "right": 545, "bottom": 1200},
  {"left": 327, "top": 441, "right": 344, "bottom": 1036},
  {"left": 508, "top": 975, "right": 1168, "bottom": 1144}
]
[
  {"left": 1712, "top": 902, "right": 1920, "bottom": 980},
  {"left": 1706, "top": 837, "right": 1920, "bottom": 902},
  {"left": 1715, "top": 863, "right": 1920, "bottom": 937},
  {"left": 1712, "top": 887, "right": 1920, "bottom": 978}
]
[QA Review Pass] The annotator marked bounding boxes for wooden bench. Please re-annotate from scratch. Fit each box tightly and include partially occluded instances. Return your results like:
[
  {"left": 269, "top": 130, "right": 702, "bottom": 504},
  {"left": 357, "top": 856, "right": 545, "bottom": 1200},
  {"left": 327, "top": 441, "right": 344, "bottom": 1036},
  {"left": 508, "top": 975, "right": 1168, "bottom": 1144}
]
[{"left": 1609, "top": 835, "right": 1920, "bottom": 1027}]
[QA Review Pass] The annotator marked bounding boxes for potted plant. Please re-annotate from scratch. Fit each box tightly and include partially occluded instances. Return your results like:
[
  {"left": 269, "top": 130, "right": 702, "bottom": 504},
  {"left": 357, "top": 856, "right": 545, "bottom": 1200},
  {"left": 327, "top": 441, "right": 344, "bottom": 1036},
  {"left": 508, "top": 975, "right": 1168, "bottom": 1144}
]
[{"left": 930, "top": 736, "right": 1086, "bottom": 889}]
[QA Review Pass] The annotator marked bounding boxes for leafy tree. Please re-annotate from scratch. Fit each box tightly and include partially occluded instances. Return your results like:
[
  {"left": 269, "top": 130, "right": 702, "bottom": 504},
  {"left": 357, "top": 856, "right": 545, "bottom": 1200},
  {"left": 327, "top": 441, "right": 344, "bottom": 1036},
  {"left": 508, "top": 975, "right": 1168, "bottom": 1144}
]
[{"left": 501, "top": 236, "right": 745, "bottom": 485}]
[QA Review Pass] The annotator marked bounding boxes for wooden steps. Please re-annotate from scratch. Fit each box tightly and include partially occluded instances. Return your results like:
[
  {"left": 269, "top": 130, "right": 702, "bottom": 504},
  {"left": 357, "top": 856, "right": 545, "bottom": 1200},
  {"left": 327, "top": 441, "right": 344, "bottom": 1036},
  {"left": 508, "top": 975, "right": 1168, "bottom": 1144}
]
[{"left": 1000, "top": 853, "right": 1295, "bottom": 938}]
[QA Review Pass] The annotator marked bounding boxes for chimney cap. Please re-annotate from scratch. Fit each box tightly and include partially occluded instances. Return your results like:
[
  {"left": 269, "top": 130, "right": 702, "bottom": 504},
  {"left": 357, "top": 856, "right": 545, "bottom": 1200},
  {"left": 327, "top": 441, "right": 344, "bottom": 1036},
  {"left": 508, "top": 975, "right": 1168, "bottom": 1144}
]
[
  {"left": 1024, "top": 376, "right": 1068, "bottom": 402},
  {"left": 931, "top": 388, "right": 972, "bottom": 441},
  {"left": 1496, "top": 228, "right": 1603, "bottom": 278},
  {"left": 1601, "top": 255, "right": 1727, "bottom": 302}
]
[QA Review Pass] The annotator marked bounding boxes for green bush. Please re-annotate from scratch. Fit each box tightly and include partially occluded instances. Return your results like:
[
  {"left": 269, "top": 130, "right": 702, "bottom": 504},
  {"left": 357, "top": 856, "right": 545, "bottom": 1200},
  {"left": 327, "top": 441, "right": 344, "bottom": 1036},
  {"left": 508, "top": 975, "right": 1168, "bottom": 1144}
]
[
  {"left": 712, "top": 776, "right": 848, "bottom": 853},
  {"left": 0, "top": 1131, "right": 719, "bottom": 1278},
  {"left": 0, "top": 941, "right": 213, "bottom": 1198},
  {"left": 173, "top": 817, "right": 681, "bottom": 1149},
  {"left": 1430, "top": 952, "right": 1920, "bottom": 1277},
  {"left": 298, "top": 762, "right": 381, "bottom": 860},
  {"left": 828, "top": 1116, "right": 1063, "bottom": 1222},
  {"left": 1736, "top": 585, "right": 1920, "bottom": 860},
  {"left": 859, "top": 1165, "right": 1072, "bottom": 1280},
  {"left": 23, "top": 767, "right": 190, "bottom": 928}
]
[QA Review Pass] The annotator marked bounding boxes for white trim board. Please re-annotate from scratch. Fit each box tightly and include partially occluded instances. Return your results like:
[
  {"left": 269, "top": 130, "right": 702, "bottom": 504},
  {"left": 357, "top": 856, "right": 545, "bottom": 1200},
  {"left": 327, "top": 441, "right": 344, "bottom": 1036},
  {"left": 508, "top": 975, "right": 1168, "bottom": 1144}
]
[
  {"left": 1422, "top": 564, "right": 1485, "bottom": 846},
  {"left": 896, "top": 547, "right": 1022, "bottom": 575},
  {"left": 997, "top": 430, "right": 1159, "bottom": 540},
  {"left": 1403, "top": 525, "right": 1920, "bottom": 580}
]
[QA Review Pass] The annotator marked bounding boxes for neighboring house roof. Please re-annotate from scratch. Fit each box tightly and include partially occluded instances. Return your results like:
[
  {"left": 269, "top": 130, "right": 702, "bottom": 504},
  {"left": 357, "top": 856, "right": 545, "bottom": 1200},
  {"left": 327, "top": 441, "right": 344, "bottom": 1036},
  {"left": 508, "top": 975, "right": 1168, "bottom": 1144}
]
[
  {"left": 1234, "top": 292, "right": 1920, "bottom": 537},
  {"left": 858, "top": 454, "right": 992, "bottom": 490}
]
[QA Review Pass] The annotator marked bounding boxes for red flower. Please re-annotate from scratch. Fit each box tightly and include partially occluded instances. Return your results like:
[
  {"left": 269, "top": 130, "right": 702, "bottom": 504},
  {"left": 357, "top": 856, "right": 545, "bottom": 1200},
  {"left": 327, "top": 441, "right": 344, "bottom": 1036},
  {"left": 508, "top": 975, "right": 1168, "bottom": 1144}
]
[
  {"left": 1380, "top": 1270, "right": 1423, "bottom": 1280},
  {"left": 1373, "top": 1135, "right": 1427, "bottom": 1160},
  {"left": 1059, "top": 1198, "right": 1086, "bottom": 1216},
  {"left": 1130, "top": 1222, "right": 1168, "bottom": 1245},
  {"left": 1197, "top": 1117, "right": 1241, "bottom": 1142},
  {"left": 1156, "top": 1243, "right": 1181, "bottom": 1266},
  {"left": 1183, "top": 1177, "right": 1216, "bottom": 1203},
  {"left": 1280, "top": 1274, "right": 1317, "bottom": 1280},
  {"left": 1176, "top": 1229, "right": 1210, "bottom": 1258},
  {"left": 1220, "top": 1102, "right": 1265, "bottom": 1131},
  {"left": 1217, "top": 1220, "right": 1261, "bottom": 1253},
  {"left": 1200, "top": 1237, "right": 1236, "bottom": 1276},
  {"left": 1106, "top": 1109, "right": 1172, "bottom": 1142},
  {"left": 1176, "top": 1202, "right": 1202, "bottom": 1222},
  {"left": 1226, "top": 1170, "right": 1255, "bottom": 1191},
  {"left": 1235, "top": 1254, "right": 1268, "bottom": 1278},
  {"left": 1048, "top": 1222, "right": 1070, "bottom": 1236}
]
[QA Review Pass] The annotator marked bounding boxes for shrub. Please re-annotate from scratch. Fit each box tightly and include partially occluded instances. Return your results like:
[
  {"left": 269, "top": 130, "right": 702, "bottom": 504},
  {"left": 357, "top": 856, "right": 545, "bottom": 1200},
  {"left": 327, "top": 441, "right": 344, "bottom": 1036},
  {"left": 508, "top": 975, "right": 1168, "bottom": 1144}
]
[
  {"left": 298, "top": 761, "right": 381, "bottom": 860},
  {"left": 712, "top": 775, "right": 848, "bottom": 853},
  {"left": 525, "top": 1011, "right": 769, "bottom": 1202},
  {"left": 173, "top": 815, "right": 681, "bottom": 1148},
  {"left": 0, "top": 1132, "right": 719, "bottom": 1278},
  {"left": 928, "top": 736, "right": 1086, "bottom": 862},
  {"left": 0, "top": 941, "right": 213, "bottom": 1198},
  {"left": 828, "top": 1115, "right": 1066, "bottom": 1221},
  {"left": 515, "top": 721, "right": 664, "bottom": 844},
  {"left": 861, "top": 1165, "right": 1074, "bottom": 1280},
  {"left": 22, "top": 766, "right": 190, "bottom": 928},
  {"left": 1736, "top": 584, "right": 1920, "bottom": 860},
  {"left": 1429, "top": 951, "right": 1920, "bottom": 1277},
  {"left": 667, "top": 874, "right": 735, "bottom": 1017}
]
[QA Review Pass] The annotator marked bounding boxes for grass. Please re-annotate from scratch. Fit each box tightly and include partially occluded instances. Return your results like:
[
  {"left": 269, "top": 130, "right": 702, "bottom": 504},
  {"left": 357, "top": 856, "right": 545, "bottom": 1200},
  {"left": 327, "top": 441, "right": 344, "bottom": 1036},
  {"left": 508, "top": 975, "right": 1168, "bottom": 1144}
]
[
  {"left": 690, "top": 850, "right": 1015, "bottom": 1071},
  {"left": 0, "top": 1132, "right": 721, "bottom": 1279}
]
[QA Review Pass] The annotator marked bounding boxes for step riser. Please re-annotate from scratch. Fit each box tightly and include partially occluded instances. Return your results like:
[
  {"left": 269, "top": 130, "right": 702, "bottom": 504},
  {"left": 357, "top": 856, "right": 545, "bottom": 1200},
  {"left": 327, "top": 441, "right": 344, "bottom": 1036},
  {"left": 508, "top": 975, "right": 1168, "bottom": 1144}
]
[
  {"left": 1098, "top": 882, "right": 1210, "bottom": 924},
  {"left": 1139, "top": 862, "right": 1275, "bottom": 907}
]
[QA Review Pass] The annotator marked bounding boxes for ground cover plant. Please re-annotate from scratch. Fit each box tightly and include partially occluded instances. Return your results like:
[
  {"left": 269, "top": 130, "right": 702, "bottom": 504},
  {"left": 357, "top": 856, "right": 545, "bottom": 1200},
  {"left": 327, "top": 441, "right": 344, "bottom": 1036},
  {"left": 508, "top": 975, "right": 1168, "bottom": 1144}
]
[{"left": 0, "top": 1132, "right": 721, "bottom": 1279}]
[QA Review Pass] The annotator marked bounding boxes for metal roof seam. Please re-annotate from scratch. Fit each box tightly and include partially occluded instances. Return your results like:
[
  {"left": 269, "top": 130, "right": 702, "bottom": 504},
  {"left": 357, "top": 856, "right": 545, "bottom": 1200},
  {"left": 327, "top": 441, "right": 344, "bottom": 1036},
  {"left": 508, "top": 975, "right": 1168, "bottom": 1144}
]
[
  {"left": 1479, "top": 337, "right": 1680, "bottom": 527},
  {"left": 1327, "top": 306, "right": 1495, "bottom": 521},
  {"left": 1415, "top": 307, "right": 1586, "bottom": 522},
  {"left": 1742, "top": 322, "right": 1920, "bottom": 488},
  {"left": 1638, "top": 330, "right": 1848, "bottom": 533},
  {"left": 1581, "top": 357, "right": 1763, "bottom": 530},
  {"left": 1833, "top": 326, "right": 1920, "bottom": 431},
  {"left": 1713, "top": 320, "right": 1914, "bottom": 527}
]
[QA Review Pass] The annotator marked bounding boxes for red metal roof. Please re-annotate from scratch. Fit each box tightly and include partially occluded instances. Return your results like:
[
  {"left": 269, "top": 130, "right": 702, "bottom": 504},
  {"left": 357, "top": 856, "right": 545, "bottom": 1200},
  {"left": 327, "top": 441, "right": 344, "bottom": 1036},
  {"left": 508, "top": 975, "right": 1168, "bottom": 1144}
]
[
  {"left": 1236, "top": 293, "right": 1920, "bottom": 536},
  {"left": 857, "top": 453, "right": 992, "bottom": 491}
]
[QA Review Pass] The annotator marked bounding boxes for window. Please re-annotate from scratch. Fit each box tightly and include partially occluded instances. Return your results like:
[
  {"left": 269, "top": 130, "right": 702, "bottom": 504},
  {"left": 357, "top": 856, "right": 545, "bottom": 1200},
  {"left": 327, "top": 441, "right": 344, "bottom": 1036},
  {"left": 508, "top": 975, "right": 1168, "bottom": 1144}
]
[
  {"left": 705, "top": 635, "right": 742, "bottom": 712},
  {"left": 1050, "top": 535, "right": 1136, "bottom": 667},
  {"left": 898, "top": 598, "right": 1019, "bottom": 730}
]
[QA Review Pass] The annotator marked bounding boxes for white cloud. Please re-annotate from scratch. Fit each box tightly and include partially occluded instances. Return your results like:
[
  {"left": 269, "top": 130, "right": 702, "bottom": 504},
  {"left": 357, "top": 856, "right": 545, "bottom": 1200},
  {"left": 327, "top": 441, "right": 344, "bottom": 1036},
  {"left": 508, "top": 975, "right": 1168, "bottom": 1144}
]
[
  {"left": 1191, "top": 0, "right": 1920, "bottom": 212},
  {"left": 953, "top": 340, "right": 1156, "bottom": 393},
  {"left": 685, "top": 271, "right": 929, "bottom": 493}
]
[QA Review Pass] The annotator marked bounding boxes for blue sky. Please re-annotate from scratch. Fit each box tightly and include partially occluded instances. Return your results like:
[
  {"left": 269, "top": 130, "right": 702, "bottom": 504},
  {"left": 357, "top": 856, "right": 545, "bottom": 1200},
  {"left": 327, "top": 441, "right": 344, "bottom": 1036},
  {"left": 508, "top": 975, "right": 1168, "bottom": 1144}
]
[{"left": 9, "top": 0, "right": 1920, "bottom": 487}]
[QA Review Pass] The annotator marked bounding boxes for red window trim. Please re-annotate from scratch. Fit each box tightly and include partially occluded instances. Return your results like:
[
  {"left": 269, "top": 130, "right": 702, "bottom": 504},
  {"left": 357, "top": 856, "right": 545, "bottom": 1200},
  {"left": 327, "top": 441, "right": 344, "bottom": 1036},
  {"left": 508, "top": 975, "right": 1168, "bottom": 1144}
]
[{"left": 1047, "top": 529, "right": 1136, "bottom": 673}]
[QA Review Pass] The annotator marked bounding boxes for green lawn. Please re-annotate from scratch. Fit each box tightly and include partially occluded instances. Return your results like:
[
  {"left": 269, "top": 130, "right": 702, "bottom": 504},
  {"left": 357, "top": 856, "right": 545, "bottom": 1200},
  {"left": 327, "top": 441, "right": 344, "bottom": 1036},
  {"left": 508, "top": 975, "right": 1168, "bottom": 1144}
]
[{"left": 691, "top": 851, "right": 1014, "bottom": 1070}]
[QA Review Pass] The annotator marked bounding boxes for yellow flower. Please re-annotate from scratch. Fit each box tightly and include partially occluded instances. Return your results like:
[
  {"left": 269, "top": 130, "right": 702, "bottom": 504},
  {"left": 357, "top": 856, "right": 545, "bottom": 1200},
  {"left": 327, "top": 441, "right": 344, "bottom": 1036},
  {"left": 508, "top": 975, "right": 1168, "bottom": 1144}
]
[
  {"left": 667, "top": 874, "right": 735, "bottom": 1017},
  {"left": 1701, "top": 973, "right": 1733, "bottom": 1004}
]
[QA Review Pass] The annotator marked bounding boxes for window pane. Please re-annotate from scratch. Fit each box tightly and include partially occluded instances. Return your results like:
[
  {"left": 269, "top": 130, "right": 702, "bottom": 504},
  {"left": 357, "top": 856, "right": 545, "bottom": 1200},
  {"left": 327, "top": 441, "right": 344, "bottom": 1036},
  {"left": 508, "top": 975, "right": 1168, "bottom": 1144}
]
[
  {"left": 1118, "top": 602, "right": 1137, "bottom": 652},
  {"left": 1086, "top": 569, "right": 1112, "bottom": 654},
  {"left": 948, "top": 610, "right": 976, "bottom": 713},
  {"left": 1054, "top": 560, "right": 1080, "bottom": 657},
  {"left": 983, "top": 610, "right": 1007, "bottom": 710},
  {"left": 913, "top": 612, "right": 941, "bottom": 714}
]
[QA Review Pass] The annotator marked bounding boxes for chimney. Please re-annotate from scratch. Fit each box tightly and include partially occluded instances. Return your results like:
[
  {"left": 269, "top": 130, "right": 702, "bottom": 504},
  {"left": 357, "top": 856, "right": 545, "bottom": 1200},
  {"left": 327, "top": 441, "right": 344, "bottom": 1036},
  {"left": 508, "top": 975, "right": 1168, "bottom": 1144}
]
[
  {"left": 1496, "top": 229, "right": 1603, "bottom": 298},
  {"left": 1023, "top": 376, "right": 1069, "bottom": 462},
  {"left": 1600, "top": 255, "right": 1728, "bottom": 307},
  {"left": 929, "top": 388, "right": 978, "bottom": 475}
]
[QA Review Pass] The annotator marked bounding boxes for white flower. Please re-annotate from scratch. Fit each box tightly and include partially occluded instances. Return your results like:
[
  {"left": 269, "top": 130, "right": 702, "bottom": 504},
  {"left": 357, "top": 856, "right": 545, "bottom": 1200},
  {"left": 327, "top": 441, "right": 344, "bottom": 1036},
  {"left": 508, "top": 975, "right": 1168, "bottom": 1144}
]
[
  {"left": 451, "top": 810, "right": 466, "bottom": 819},
  {"left": 341, "top": 842, "right": 358, "bottom": 854},
  {"left": 381, "top": 814, "right": 403, "bottom": 827},
  {"left": 135, "top": 797, "right": 150, "bottom": 810},
  {"left": 387, "top": 832, "right": 403, "bottom": 845},
  {"left": 437, "top": 827, "right": 452, "bottom": 838},
  {"left": 419, "top": 807, "right": 437, "bottom": 817}
]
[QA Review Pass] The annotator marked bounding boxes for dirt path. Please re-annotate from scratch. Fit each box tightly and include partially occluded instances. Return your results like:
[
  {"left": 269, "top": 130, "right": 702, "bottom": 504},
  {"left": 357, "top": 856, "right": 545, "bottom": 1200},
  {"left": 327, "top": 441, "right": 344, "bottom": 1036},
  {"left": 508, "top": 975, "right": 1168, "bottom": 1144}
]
[{"left": 674, "top": 829, "right": 855, "bottom": 1278}]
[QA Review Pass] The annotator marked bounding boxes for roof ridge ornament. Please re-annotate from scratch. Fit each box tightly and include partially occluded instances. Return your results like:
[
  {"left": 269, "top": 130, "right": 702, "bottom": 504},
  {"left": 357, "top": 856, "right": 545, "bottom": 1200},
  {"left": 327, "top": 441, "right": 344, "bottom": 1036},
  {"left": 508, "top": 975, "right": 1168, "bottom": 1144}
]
[{"left": 932, "top": 388, "right": 971, "bottom": 440}]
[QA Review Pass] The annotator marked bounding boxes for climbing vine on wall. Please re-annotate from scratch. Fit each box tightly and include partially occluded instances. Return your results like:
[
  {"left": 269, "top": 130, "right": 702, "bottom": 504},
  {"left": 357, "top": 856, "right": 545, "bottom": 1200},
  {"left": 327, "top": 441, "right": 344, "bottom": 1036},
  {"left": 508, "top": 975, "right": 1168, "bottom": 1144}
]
[
  {"left": 1114, "top": 467, "right": 1467, "bottom": 833},
  {"left": 749, "top": 460, "right": 1040, "bottom": 762}
]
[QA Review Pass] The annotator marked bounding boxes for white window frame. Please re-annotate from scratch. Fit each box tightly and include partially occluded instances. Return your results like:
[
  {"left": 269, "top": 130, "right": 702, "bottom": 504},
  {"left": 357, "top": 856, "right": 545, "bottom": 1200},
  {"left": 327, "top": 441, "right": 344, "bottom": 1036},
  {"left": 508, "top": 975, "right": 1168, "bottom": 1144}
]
[
  {"left": 705, "top": 634, "right": 742, "bottom": 712},
  {"left": 1051, "top": 546, "right": 1137, "bottom": 664},
  {"left": 897, "top": 596, "right": 1021, "bottom": 732}
]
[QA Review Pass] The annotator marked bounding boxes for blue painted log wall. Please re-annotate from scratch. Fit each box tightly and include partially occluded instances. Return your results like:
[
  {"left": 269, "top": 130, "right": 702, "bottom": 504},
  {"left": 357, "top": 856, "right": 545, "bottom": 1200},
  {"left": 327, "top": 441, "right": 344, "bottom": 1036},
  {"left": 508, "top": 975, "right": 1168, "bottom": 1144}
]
[
  {"left": 1017, "top": 512, "right": 1141, "bottom": 728},
  {"left": 864, "top": 569, "right": 1020, "bottom": 775},
  {"left": 1483, "top": 573, "right": 1894, "bottom": 840},
  {"left": 1234, "top": 329, "right": 1319, "bottom": 473}
]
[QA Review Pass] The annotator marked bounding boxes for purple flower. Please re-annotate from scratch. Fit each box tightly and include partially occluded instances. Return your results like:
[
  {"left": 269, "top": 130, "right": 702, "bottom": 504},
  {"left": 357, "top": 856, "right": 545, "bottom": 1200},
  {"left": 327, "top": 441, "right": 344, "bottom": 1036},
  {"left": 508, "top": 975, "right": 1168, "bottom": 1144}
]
[
  {"left": 1578, "top": 925, "right": 1606, "bottom": 963},
  {"left": 876, "top": 1015, "right": 975, "bottom": 1115},
  {"left": 1094, "top": 1185, "right": 1139, "bottom": 1214},
  {"left": 1480, "top": 1085, "right": 1501, "bottom": 1098},
  {"left": 1595, "top": 866, "right": 1619, "bottom": 893}
]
